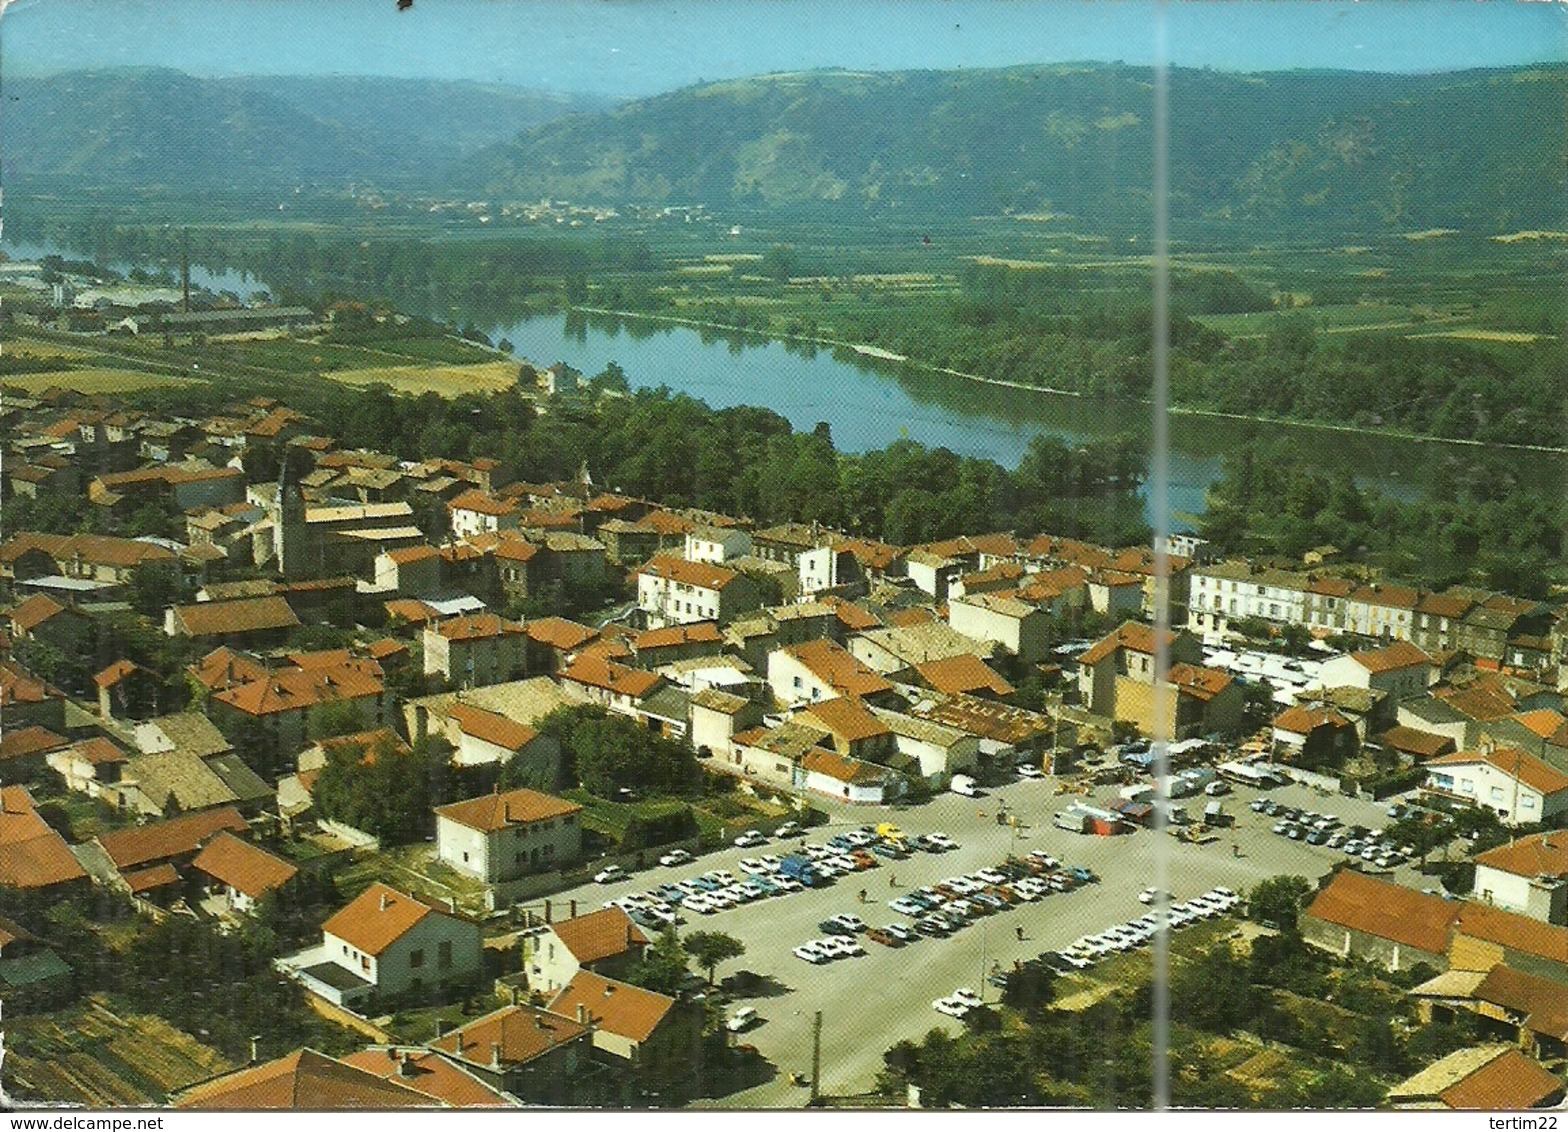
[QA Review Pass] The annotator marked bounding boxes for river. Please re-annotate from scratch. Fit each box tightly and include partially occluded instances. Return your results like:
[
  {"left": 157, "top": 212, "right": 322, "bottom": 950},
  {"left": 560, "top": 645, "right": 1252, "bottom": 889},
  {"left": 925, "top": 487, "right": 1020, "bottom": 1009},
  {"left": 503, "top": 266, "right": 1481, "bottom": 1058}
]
[
  {"left": 5, "top": 235, "right": 1521, "bottom": 527},
  {"left": 490, "top": 309, "right": 1451, "bottom": 526}
]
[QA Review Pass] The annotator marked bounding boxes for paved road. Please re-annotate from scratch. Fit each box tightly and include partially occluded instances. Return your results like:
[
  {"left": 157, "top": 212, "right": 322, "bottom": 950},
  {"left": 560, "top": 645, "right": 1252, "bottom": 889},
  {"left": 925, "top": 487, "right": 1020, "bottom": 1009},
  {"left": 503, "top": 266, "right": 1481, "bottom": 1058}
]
[{"left": 548, "top": 774, "right": 1426, "bottom": 1107}]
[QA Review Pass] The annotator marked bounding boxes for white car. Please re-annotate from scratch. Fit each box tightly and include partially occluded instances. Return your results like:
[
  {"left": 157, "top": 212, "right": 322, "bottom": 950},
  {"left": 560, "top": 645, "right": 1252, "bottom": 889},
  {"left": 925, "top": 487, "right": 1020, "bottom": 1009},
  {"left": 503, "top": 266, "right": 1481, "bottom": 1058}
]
[
  {"left": 951, "top": 987, "right": 982, "bottom": 1009},
  {"left": 737, "top": 857, "right": 770, "bottom": 875},
  {"left": 974, "top": 868, "right": 1008, "bottom": 886},
  {"left": 822, "top": 935, "right": 865, "bottom": 958},
  {"left": 829, "top": 912, "right": 867, "bottom": 933},
  {"left": 803, "top": 844, "right": 832, "bottom": 861},
  {"left": 683, "top": 893, "right": 715, "bottom": 914},
  {"left": 774, "top": 876, "right": 803, "bottom": 893},
  {"left": 1027, "top": 850, "right": 1059, "bottom": 868},
  {"left": 924, "top": 833, "right": 958, "bottom": 852},
  {"left": 658, "top": 849, "right": 692, "bottom": 867},
  {"left": 726, "top": 1006, "right": 758, "bottom": 1033},
  {"left": 734, "top": 830, "right": 768, "bottom": 848},
  {"left": 933, "top": 995, "right": 972, "bottom": 1018},
  {"left": 1016, "top": 764, "right": 1045, "bottom": 779},
  {"left": 759, "top": 854, "right": 784, "bottom": 871},
  {"left": 1138, "top": 887, "right": 1168, "bottom": 905},
  {"left": 774, "top": 821, "right": 802, "bottom": 838},
  {"left": 705, "top": 869, "right": 738, "bottom": 886},
  {"left": 794, "top": 943, "right": 831, "bottom": 964},
  {"left": 594, "top": 865, "right": 628, "bottom": 884}
]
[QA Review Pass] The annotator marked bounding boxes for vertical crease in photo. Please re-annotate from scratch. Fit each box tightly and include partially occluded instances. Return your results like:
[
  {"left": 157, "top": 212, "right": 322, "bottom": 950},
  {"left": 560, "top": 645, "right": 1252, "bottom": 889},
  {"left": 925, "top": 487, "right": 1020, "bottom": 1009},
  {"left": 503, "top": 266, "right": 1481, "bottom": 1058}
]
[{"left": 1149, "top": 0, "right": 1173, "bottom": 1112}]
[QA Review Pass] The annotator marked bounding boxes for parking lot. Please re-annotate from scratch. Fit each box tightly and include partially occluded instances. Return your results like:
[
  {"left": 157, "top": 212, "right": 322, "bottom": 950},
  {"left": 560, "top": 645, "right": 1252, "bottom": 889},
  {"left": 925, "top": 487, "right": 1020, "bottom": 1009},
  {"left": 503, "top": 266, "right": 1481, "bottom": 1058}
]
[{"left": 544, "top": 771, "right": 1431, "bottom": 1106}]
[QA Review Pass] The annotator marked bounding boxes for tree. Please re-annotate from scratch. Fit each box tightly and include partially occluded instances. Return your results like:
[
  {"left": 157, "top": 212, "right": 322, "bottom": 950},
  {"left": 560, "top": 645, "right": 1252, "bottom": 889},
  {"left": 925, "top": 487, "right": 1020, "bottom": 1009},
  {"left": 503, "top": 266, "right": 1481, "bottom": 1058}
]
[
  {"left": 683, "top": 930, "right": 745, "bottom": 985},
  {"left": 629, "top": 926, "right": 688, "bottom": 996},
  {"left": 1248, "top": 875, "right": 1315, "bottom": 933}
]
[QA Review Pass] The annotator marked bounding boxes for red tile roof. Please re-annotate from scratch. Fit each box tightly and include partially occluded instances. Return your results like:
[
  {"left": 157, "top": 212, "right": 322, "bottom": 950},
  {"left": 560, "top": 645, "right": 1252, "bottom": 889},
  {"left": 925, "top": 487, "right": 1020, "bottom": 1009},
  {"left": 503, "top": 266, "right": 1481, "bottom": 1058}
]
[
  {"left": 525, "top": 617, "right": 597, "bottom": 652},
  {"left": 1167, "top": 662, "right": 1235, "bottom": 702},
  {"left": 11, "top": 594, "right": 74, "bottom": 633},
  {"left": 428, "top": 1006, "right": 591, "bottom": 1075},
  {"left": 447, "top": 704, "right": 540, "bottom": 752},
  {"left": 1453, "top": 902, "right": 1568, "bottom": 964},
  {"left": 0, "top": 786, "right": 88, "bottom": 889},
  {"left": 799, "top": 697, "right": 893, "bottom": 744},
  {"left": 171, "top": 595, "right": 301, "bottom": 638},
  {"left": 1472, "top": 966, "right": 1568, "bottom": 1041},
  {"left": 635, "top": 621, "right": 723, "bottom": 650},
  {"left": 322, "top": 883, "right": 442, "bottom": 957},
  {"left": 1374, "top": 725, "right": 1455, "bottom": 761},
  {"left": 1474, "top": 831, "right": 1568, "bottom": 879},
  {"left": 436, "top": 787, "right": 579, "bottom": 833},
  {"left": 1427, "top": 746, "right": 1568, "bottom": 797},
  {"left": 914, "top": 653, "right": 1016, "bottom": 698},
  {"left": 1349, "top": 640, "right": 1432, "bottom": 674},
  {"left": 212, "top": 662, "right": 385, "bottom": 718},
  {"left": 801, "top": 747, "right": 891, "bottom": 786},
  {"left": 546, "top": 971, "right": 673, "bottom": 1044},
  {"left": 188, "top": 646, "right": 271, "bottom": 692},
  {"left": 1078, "top": 620, "right": 1169, "bottom": 666},
  {"left": 636, "top": 554, "right": 742, "bottom": 591},
  {"left": 1439, "top": 1048, "right": 1563, "bottom": 1111},
  {"left": 176, "top": 1049, "right": 439, "bottom": 1110},
  {"left": 779, "top": 639, "right": 893, "bottom": 699},
  {"left": 94, "top": 658, "right": 152, "bottom": 688},
  {"left": 97, "top": 807, "right": 249, "bottom": 871},
  {"left": 1273, "top": 703, "right": 1352, "bottom": 736},
  {"left": 190, "top": 832, "right": 299, "bottom": 899},
  {"left": 0, "top": 725, "right": 69, "bottom": 763},
  {"left": 549, "top": 907, "right": 650, "bottom": 966},
  {"left": 0, "top": 659, "right": 62, "bottom": 707},
  {"left": 430, "top": 613, "right": 524, "bottom": 642},
  {"left": 561, "top": 654, "right": 662, "bottom": 699},
  {"left": 1304, "top": 870, "right": 1458, "bottom": 955},
  {"left": 338, "top": 1048, "right": 511, "bottom": 1108}
]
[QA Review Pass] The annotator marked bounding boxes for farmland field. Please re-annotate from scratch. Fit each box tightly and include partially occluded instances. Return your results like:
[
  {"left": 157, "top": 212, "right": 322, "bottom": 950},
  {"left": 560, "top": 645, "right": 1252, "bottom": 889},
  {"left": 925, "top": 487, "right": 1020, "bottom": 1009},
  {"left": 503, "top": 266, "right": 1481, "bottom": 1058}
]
[
  {"left": 2, "top": 367, "right": 199, "bottom": 393},
  {"left": 320, "top": 359, "right": 521, "bottom": 395},
  {"left": 3, "top": 997, "right": 234, "bottom": 1106},
  {"left": 3, "top": 335, "right": 98, "bottom": 359}
]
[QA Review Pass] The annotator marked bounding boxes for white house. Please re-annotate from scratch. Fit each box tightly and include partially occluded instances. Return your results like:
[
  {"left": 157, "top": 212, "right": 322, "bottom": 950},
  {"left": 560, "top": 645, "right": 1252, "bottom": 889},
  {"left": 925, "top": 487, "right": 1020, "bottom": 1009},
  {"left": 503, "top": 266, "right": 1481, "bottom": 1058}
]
[
  {"left": 1423, "top": 745, "right": 1568, "bottom": 828},
  {"left": 188, "top": 831, "right": 299, "bottom": 915},
  {"left": 683, "top": 526, "right": 752, "bottom": 564},
  {"left": 796, "top": 747, "right": 900, "bottom": 804},
  {"left": 434, "top": 788, "right": 583, "bottom": 887},
  {"left": 448, "top": 489, "right": 521, "bottom": 539},
  {"left": 766, "top": 639, "right": 893, "bottom": 707},
  {"left": 688, "top": 687, "right": 764, "bottom": 760},
  {"left": 423, "top": 613, "right": 528, "bottom": 687},
  {"left": 947, "top": 592, "right": 1050, "bottom": 663},
  {"left": 1471, "top": 833, "right": 1568, "bottom": 925},
  {"left": 635, "top": 555, "right": 760, "bottom": 629},
  {"left": 522, "top": 907, "right": 650, "bottom": 994},
  {"left": 309, "top": 883, "right": 482, "bottom": 1005},
  {"left": 444, "top": 702, "right": 558, "bottom": 775},
  {"left": 1317, "top": 640, "right": 1432, "bottom": 707},
  {"left": 868, "top": 706, "right": 979, "bottom": 783}
]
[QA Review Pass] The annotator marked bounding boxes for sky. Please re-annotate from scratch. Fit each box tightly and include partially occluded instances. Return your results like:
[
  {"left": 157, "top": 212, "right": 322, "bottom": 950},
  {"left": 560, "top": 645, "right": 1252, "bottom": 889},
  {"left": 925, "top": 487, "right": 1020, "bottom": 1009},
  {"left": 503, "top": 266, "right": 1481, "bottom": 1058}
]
[{"left": 1, "top": 0, "right": 1563, "bottom": 96}]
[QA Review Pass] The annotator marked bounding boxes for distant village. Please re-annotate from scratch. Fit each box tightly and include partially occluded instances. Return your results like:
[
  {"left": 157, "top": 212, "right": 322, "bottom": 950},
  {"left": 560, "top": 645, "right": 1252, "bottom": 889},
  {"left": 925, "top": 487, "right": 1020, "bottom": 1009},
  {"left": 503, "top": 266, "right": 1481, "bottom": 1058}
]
[{"left": 5, "top": 283, "right": 1568, "bottom": 1110}]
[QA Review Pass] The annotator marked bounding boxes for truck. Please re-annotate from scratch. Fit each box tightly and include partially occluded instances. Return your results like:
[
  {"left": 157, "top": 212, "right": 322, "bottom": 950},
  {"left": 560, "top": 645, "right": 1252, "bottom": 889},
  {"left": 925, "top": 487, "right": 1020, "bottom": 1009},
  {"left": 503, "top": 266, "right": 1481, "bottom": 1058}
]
[
  {"left": 778, "top": 854, "right": 821, "bottom": 887},
  {"left": 1180, "top": 767, "right": 1217, "bottom": 791},
  {"left": 1119, "top": 784, "right": 1155, "bottom": 804},
  {"left": 949, "top": 774, "right": 977, "bottom": 797},
  {"left": 1204, "top": 799, "right": 1232, "bottom": 827}
]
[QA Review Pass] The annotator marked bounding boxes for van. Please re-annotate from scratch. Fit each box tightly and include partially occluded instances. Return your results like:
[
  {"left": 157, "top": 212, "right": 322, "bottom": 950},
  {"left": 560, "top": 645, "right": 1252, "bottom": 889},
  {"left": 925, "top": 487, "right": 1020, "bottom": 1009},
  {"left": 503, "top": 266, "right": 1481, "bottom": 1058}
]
[
  {"left": 1204, "top": 780, "right": 1231, "bottom": 797},
  {"left": 950, "top": 774, "right": 977, "bottom": 797}
]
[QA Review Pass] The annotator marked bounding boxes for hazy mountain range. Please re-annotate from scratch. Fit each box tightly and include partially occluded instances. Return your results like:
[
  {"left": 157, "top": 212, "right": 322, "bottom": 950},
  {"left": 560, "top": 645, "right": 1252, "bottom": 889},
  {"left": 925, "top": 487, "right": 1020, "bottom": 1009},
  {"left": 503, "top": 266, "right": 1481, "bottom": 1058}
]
[{"left": 6, "top": 64, "right": 1563, "bottom": 231}]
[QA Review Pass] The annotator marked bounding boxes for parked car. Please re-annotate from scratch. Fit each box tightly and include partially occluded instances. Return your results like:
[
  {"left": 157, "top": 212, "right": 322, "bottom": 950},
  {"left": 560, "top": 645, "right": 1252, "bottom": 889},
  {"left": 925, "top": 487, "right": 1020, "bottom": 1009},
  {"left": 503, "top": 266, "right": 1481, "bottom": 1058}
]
[
  {"left": 1016, "top": 764, "right": 1045, "bottom": 779},
  {"left": 726, "top": 1006, "right": 759, "bottom": 1032},
  {"left": 890, "top": 897, "right": 927, "bottom": 917},
  {"left": 923, "top": 833, "right": 958, "bottom": 852},
  {"left": 594, "top": 865, "right": 628, "bottom": 884},
  {"left": 734, "top": 830, "right": 769, "bottom": 849},
  {"left": 793, "top": 943, "right": 831, "bottom": 964},
  {"left": 828, "top": 912, "right": 867, "bottom": 933},
  {"left": 866, "top": 926, "right": 903, "bottom": 948},
  {"left": 885, "top": 923, "right": 917, "bottom": 944},
  {"left": 658, "top": 849, "right": 692, "bottom": 867},
  {"left": 933, "top": 995, "right": 972, "bottom": 1018},
  {"left": 774, "top": 821, "right": 802, "bottom": 838}
]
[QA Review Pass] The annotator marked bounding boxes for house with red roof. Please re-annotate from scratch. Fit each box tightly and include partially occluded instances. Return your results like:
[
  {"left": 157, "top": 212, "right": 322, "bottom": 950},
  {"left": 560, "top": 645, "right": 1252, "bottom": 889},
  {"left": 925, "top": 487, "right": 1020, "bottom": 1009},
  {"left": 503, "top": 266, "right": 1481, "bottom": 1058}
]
[
  {"left": 423, "top": 1005, "right": 589, "bottom": 1105},
  {"left": 546, "top": 971, "right": 702, "bottom": 1104},
  {"left": 1319, "top": 640, "right": 1433, "bottom": 707},
  {"left": 435, "top": 788, "right": 583, "bottom": 897},
  {"left": 189, "top": 831, "right": 300, "bottom": 914},
  {"left": 443, "top": 701, "right": 558, "bottom": 773},
  {"left": 1272, "top": 702, "right": 1359, "bottom": 766},
  {"left": 0, "top": 785, "right": 89, "bottom": 895},
  {"left": 1423, "top": 744, "right": 1568, "bottom": 828},
  {"left": 174, "top": 1048, "right": 445, "bottom": 1109},
  {"left": 1472, "top": 832, "right": 1568, "bottom": 924},
  {"left": 423, "top": 613, "right": 526, "bottom": 688},
  {"left": 283, "top": 883, "right": 482, "bottom": 1009},
  {"left": 634, "top": 554, "right": 760, "bottom": 629},
  {"left": 523, "top": 907, "right": 651, "bottom": 994}
]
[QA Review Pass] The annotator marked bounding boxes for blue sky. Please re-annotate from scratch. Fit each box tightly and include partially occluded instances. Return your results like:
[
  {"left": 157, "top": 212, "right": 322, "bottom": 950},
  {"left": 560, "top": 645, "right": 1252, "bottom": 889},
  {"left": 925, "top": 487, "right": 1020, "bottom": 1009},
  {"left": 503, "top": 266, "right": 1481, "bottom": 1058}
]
[{"left": 2, "top": 0, "right": 1563, "bottom": 95}]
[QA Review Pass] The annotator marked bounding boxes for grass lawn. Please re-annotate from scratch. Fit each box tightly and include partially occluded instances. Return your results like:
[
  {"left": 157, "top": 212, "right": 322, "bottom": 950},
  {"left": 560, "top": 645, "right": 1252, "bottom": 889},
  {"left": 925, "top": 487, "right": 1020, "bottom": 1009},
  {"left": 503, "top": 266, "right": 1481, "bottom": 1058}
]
[{"left": 3, "top": 335, "right": 99, "bottom": 359}]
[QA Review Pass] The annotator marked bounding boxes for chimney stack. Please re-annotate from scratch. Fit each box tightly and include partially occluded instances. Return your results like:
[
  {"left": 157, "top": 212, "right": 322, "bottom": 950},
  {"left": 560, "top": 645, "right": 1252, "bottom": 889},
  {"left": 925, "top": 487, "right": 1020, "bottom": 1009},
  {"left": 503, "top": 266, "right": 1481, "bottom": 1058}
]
[
  {"left": 398, "top": 1051, "right": 417, "bottom": 1078},
  {"left": 510, "top": 986, "right": 521, "bottom": 1006},
  {"left": 249, "top": 1036, "right": 260, "bottom": 1065},
  {"left": 435, "top": 1018, "right": 452, "bottom": 1038},
  {"left": 490, "top": 1042, "right": 503, "bottom": 1070},
  {"left": 575, "top": 1004, "right": 588, "bottom": 1024},
  {"left": 380, "top": 892, "right": 389, "bottom": 912},
  {"left": 569, "top": 899, "right": 577, "bottom": 918},
  {"left": 543, "top": 899, "right": 552, "bottom": 924}
]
